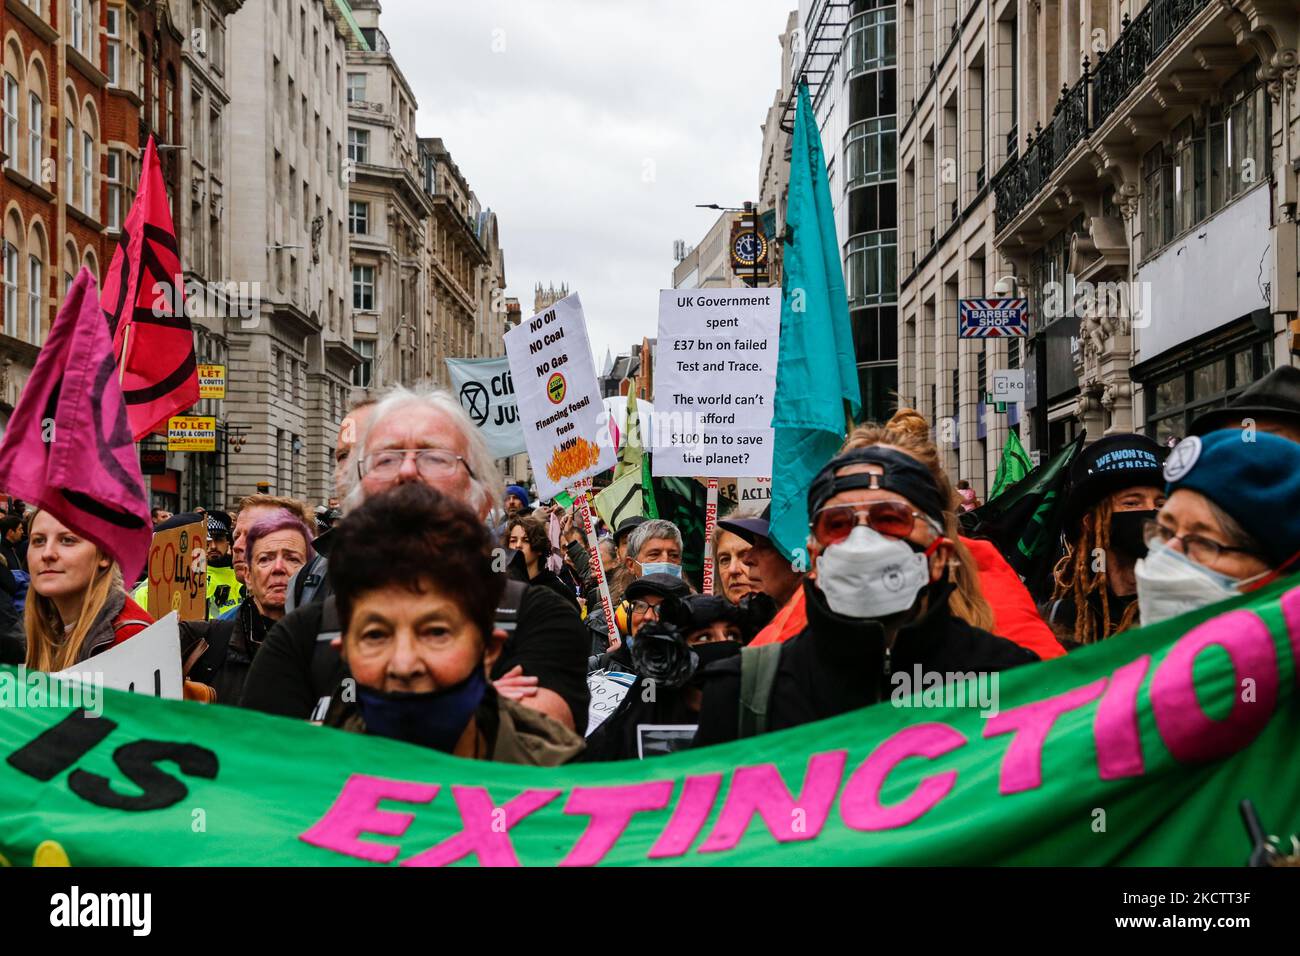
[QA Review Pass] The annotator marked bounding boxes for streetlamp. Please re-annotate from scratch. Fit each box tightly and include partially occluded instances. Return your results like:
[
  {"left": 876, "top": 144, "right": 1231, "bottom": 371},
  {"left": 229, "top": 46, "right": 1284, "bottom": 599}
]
[{"left": 224, "top": 424, "right": 248, "bottom": 510}]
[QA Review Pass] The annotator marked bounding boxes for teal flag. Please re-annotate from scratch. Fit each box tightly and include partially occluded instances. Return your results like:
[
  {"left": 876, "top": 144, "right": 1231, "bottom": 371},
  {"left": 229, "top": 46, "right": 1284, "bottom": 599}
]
[{"left": 769, "top": 80, "right": 861, "bottom": 563}]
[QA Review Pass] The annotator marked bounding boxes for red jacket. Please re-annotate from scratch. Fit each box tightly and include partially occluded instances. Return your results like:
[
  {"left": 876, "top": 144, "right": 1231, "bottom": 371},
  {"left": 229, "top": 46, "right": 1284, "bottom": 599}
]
[
  {"left": 110, "top": 594, "right": 155, "bottom": 646},
  {"left": 748, "top": 536, "right": 1063, "bottom": 659}
]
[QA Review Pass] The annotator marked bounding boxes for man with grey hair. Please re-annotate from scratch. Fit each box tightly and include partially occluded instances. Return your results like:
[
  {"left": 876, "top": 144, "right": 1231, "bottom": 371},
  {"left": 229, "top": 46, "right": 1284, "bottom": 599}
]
[
  {"left": 242, "top": 385, "right": 590, "bottom": 733},
  {"left": 587, "top": 517, "right": 686, "bottom": 659}
]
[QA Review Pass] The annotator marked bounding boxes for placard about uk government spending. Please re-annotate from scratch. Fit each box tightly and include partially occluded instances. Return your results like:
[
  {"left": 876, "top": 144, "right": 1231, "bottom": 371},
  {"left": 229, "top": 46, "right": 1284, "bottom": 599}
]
[
  {"left": 504, "top": 293, "right": 615, "bottom": 499},
  {"left": 653, "top": 289, "right": 779, "bottom": 477}
]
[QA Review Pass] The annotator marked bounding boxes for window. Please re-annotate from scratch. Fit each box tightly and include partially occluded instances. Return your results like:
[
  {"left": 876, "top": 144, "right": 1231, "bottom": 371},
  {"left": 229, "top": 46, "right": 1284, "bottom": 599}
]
[
  {"left": 1225, "top": 66, "right": 1268, "bottom": 201},
  {"left": 27, "top": 254, "right": 42, "bottom": 343},
  {"left": 209, "top": 106, "right": 221, "bottom": 166},
  {"left": 70, "top": 0, "right": 84, "bottom": 54},
  {"left": 64, "top": 119, "right": 75, "bottom": 202},
  {"left": 2, "top": 241, "right": 16, "bottom": 337},
  {"left": 845, "top": 230, "right": 898, "bottom": 309},
  {"left": 107, "top": 149, "right": 122, "bottom": 230},
  {"left": 845, "top": 5, "right": 896, "bottom": 78},
  {"left": 107, "top": 7, "right": 121, "bottom": 86},
  {"left": 348, "top": 200, "right": 368, "bottom": 234},
  {"left": 352, "top": 264, "right": 374, "bottom": 311},
  {"left": 1141, "top": 145, "right": 1173, "bottom": 252},
  {"left": 347, "top": 127, "right": 368, "bottom": 163},
  {"left": 82, "top": 132, "right": 94, "bottom": 215},
  {"left": 2, "top": 75, "right": 16, "bottom": 171},
  {"left": 845, "top": 117, "right": 897, "bottom": 188},
  {"left": 27, "top": 93, "right": 41, "bottom": 179},
  {"left": 1144, "top": 340, "right": 1272, "bottom": 444},
  {"left": 347, "top": 72, "right": 365, "bottom": 103},
  {"left": 353, "top": 338, "right": 374, "bottom": 387}
]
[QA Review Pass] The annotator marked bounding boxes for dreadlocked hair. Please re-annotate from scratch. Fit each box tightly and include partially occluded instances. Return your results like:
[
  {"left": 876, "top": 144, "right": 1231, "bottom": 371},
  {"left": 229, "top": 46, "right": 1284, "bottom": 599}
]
[
  {"left": 841, "top": 423, "right": 996, "bottom": 632},
  {"left": 1050, "top": 497, "right": 1140, "bottom": 645}
]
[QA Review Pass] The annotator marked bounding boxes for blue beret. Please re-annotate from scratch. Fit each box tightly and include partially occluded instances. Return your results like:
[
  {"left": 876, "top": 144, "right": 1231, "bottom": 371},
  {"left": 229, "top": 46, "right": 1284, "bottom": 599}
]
[{"left": 1164, "top": 429, "right": 1300, "bottom": 568}]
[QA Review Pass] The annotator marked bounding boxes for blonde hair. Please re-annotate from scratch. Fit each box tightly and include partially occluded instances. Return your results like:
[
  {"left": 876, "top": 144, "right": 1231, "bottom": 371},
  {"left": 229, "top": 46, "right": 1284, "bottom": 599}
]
[
  {"left": 24, "top": 511, "right": 125, "bottom": 672},
  {"left": 840, "top": 422, "right": 996, "bottom": 632}
]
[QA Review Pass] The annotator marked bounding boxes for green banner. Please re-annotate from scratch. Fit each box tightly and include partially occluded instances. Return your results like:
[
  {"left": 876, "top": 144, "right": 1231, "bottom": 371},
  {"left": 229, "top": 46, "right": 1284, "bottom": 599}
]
[{"left": 2, "top": 578, "right": 1299, "bottom": 866}]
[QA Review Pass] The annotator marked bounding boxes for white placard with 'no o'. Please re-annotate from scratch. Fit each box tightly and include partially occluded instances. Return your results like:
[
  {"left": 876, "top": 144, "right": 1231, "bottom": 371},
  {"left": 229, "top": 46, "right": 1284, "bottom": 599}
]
[
  {"left": 653, "top": 289, "right": 780, "bottom": 477},
  {"left": 503, "top": 293, "right": 615, "bottom": 499}
]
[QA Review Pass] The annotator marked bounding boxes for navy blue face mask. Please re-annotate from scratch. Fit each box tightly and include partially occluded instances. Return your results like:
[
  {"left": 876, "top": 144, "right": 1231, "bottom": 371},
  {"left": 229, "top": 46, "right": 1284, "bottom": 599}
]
[{"left": 355, "top": 668, "right": 488, "bottom": 753}]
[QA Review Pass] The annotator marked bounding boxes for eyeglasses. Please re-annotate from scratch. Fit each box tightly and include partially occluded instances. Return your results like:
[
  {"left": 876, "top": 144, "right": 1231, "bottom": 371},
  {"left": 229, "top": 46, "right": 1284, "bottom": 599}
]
[
  {"left": 811, "top": 500, "right": 941, "bottom": 546},
  {"left": 1143, "top": 519, "right": 1262, "bottom": 566},
  {"left": 630, "top": 600, "right": 662, "bottom": 618},
  {"left": 359, "top": 448, "right": 475, "bottom": 482}
]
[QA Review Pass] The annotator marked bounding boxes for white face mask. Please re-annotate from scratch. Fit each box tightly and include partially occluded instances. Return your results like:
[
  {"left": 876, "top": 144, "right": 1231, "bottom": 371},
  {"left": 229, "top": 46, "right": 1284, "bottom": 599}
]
[
  {"left": 814, "top": 525, "right": 931, "bottom": 619},
  {"left": 1135, "top": 540, "right": 1261, "bottom": 625}
]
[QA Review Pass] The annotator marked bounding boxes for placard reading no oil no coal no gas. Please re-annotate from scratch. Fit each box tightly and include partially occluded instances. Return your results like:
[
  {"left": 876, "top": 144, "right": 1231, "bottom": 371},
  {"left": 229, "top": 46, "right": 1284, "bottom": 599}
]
[
  {"left": 503, "top": 293, "right": 615, "bottom": 499},
  {"left": 653, "top": 289, "right": 779, "bottom": 477}
]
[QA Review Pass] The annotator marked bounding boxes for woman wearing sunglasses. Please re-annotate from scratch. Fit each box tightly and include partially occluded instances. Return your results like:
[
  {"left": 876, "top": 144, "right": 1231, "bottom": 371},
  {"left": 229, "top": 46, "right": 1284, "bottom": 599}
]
[
  {"left": 693, "top": 446, "right": 1038, "bottom": 745},
  {"left": 1135, "top": 429, "right": 1300, "bottom": 625}
]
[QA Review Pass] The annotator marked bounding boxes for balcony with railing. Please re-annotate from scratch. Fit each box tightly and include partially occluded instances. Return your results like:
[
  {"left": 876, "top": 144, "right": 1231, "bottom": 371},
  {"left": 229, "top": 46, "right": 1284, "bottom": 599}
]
[{"left": 992, "top": 0, "right": 1214, "bottom": 233}]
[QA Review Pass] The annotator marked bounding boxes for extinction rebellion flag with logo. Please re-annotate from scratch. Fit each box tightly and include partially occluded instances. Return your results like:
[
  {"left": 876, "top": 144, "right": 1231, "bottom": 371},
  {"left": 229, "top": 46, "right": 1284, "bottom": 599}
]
[
  {"left": 1, "top": 577, "right": 1298, "bottom": 866},
  {"left": 103, "top": 136, "right": 200, "bottom": 440},
  {"left": 445, "top": 356, "right": 526, "bottom": 459}
]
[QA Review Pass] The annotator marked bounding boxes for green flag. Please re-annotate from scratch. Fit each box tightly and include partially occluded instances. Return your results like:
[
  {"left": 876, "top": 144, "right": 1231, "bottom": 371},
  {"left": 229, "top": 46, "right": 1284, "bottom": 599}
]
[
  {"left": 614, "top": 382, "right": 642, "bottom": 481},
  {"left": 2, "top": 575, "right": 1298, "bottom": 865},
  {"left": 592, "top": 470, "right": 641, "bottom": 531},
  {"left": 988, "top": 430, "right": 1033, "bottom": 501},
  {"left": 961, "top": 432, "right": 1085, "bottom": 602},
  {"left": 769, "top": 80, "right": 861, "bottom": 564},
  {"left": 650, "top": 474, "right": 707, "bottom": 578}
]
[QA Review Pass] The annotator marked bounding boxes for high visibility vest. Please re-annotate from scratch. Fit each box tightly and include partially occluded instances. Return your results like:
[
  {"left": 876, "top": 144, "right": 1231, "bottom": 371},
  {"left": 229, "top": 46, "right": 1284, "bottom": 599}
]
[
  {"left": 131, "top": 579, "right": 150, "bottom": 615},
  {"left": 206, "top": 564, "right": 241, "bottom": 620}
]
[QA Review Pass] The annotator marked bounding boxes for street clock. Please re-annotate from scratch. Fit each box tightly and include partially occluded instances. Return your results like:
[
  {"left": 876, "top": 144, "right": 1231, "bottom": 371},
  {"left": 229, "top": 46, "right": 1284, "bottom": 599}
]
[{"left": 731, "top": 228, "right": 768, "bottom": 269}]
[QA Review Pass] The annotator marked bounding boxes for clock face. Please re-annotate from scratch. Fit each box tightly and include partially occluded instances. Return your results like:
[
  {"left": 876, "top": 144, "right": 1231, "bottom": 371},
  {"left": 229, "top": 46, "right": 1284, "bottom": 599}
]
[{"left": 732, "top": 230, "right": 766, "bottom": 267}]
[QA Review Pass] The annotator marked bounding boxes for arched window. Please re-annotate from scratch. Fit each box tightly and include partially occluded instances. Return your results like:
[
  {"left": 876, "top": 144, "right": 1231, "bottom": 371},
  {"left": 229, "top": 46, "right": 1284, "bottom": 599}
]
[
  {"left": 26, "top": 220, "right": 47, "bottom": 344},
  {"left": 80, "top": 100, "right": 98, "bottom": 218},
  {"left": 63, "top": 87, "right": 76, "bottom": 207},
  {"left": 2, "top": 208, "right": 22, "bottom": 338},
  {"left": 63, "top": 237, "right": 76, "bottom": 295},
  {"left": 82, "top": 246, "right": 98, "bottom": 285},
  {"left": 2, "top": 38, "right": 22, "bottom": 172},
  {"left": 26, "top": 55, "right": 46, "bottom": 184}
]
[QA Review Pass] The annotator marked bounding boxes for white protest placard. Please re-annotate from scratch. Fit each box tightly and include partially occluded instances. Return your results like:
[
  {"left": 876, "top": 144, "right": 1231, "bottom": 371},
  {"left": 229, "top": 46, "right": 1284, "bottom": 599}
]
[
  {"left": 504, "top": 293, "right": 615, "bottom": 499},
  {"left": 737, "top": 475, "right": 772, "bottom": 505},
  {"left": 57, "top": 612, "right": 183, "bottom": 700},
  {"left": 653, "top": 289, "right": 779, "bottom": 477},
  {"left": 445, "top": 356, "right": 526, "bottom": 458}
]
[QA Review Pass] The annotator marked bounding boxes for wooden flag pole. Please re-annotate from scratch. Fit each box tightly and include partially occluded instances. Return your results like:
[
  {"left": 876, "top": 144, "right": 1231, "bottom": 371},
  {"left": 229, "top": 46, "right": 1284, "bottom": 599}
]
[
  {"left": 576, "top": 487, "right": 619, "bottom": 647},
  {"left": 701, "top": 477, "right": 720, "bottom": 595}
]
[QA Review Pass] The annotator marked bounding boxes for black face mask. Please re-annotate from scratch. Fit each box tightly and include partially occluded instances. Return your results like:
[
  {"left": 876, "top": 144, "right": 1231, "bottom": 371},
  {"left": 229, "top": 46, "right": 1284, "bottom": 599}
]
[
  {"left": 691, "top": 640, "right": 741, "bottom": 669},
  {"left": 1109, "top": 509, "right": 1157, "bottom": 561}
]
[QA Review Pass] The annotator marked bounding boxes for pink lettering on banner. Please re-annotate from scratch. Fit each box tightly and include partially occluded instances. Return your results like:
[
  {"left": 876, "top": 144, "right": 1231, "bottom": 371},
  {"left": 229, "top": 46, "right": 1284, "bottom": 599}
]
[
  {"left": 560, "top": 781, "right": 675, "bottom": 867},
  {"left": 299, "top": 774, "right": 438, "bottom": 864},
  {"left": 983, "top": 679, "right": 1107, "bottom": 795},
  {"left": 647, "top": 772, "right": 723, "bottom": 860},
  {"left": 1093, "top": 656, "right": 1151, "bottom": 781},
  {"left": 840, "top": 723, "right": 966, "bottom": 831},
  {"left": 697, "top": 751, "right": 848, "bottom": 854},
  {"left": 1150, "top": 610, "right": 1279, "bottom": 764},
  {"left": 400, "top": 786, "right": 561, "bottom": 867},
  {"left": 1281, "top": 586, "right": 1300, "bottom": 686}
]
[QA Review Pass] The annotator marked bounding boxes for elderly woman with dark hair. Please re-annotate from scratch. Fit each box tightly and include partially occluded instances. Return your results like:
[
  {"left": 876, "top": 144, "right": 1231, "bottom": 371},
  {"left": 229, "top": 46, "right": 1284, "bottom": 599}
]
[
  {"left": 320, "top": 483, "right": 584, "bottom": 764},
  {"left": 180, "top": 509, "right": 315, "bottom": 704}
]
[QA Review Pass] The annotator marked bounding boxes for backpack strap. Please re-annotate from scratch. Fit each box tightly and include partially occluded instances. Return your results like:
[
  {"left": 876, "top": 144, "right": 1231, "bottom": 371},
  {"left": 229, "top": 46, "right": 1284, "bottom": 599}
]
[{"left": 737, "top": 643, "right": 783, "bottom": 739}]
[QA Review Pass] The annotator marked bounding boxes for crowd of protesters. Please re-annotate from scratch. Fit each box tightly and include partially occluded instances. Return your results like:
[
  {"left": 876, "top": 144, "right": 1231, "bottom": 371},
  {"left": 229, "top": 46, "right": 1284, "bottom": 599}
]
[{"left": 3, "top": 366, "right": 1299, "bottom": 765}]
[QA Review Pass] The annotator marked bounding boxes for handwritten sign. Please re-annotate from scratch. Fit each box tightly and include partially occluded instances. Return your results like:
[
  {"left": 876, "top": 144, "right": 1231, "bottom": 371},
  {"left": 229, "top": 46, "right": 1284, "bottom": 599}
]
[
  {"left": 57, "top": 612, "right": 183, "bottom": 700},
  {"left": 586, "top": 669, "right": 636, "bottom": 737},
  {"left": 503, "top": 293, "right": 615, "bottom": 499},
  {"left": 146, "top": 521, "right": 207, "bottom": 621}
]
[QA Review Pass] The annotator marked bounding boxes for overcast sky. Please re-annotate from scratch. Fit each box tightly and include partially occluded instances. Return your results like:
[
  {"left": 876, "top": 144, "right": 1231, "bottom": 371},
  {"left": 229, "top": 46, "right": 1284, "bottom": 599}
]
[{"left": 381, "top": 0, "right": 797, "bottom": 366}]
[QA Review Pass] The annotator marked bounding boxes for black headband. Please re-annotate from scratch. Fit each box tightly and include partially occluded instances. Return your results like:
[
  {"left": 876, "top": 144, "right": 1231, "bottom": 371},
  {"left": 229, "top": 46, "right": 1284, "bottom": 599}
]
[{"left": 807, "top": 446, "right": 947, "bottom": 524}]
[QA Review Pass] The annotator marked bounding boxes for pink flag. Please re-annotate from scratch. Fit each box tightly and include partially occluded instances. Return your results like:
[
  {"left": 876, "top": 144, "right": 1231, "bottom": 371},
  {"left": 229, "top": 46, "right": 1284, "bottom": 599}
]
[
  {"left": 103, "top": 136, "right": 200, "bottom": 440},
  {"left": 0, "top": 268, "right": 152, "bottom": 583}
]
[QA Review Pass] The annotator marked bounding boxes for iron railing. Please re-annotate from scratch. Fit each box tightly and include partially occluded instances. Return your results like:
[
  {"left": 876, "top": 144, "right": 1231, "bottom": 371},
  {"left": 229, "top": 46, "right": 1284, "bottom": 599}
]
[{"left": 993, "top": 0, "right": 1212, "bottom": 230}]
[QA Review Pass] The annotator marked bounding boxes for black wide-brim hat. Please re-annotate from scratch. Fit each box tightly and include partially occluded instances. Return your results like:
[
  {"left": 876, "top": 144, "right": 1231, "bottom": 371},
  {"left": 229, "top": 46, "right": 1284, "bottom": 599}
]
[
  {"left": 1190, "top": 366, "right": 1300, "bottom": 436},
  {"left": 1061, "top": 433, "right": 1166, "bottom": 538}
]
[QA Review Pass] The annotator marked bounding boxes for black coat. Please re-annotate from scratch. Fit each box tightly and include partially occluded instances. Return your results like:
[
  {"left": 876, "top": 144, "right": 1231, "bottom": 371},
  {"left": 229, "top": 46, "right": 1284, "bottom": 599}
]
[
  {"left": 179, "top": 599, "right": 275, "bottom": 706},
  {"left": 694, "top": 579, "right": 1039, "bottom": 746}
]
